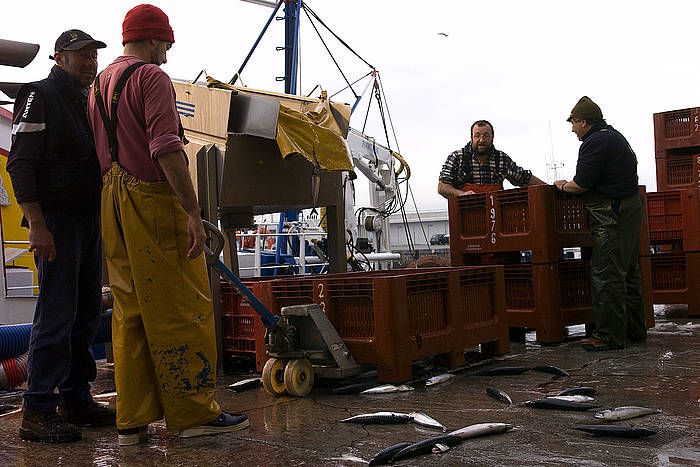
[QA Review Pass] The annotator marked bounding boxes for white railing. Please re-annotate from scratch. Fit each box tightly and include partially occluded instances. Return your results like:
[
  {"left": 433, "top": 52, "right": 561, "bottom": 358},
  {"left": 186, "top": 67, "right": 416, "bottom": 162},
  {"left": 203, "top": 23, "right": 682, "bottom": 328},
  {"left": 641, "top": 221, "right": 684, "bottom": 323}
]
[
  {"left": 1, "top": 239, "right": 38, "bottom": 297},
  {"left": 235, "top": 227, "right": 329, "bottom": 276}
]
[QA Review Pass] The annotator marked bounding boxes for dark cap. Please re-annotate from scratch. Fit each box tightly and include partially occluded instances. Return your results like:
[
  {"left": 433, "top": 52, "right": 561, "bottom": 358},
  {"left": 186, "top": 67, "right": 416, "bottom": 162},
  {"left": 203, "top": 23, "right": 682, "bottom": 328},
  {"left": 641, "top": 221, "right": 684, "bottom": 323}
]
[
  {"left": 567, "top": 96, "right": 603, "bottom": 122},
  {"left": 54, "top": 29, "right": 106, "bottom": 53}
]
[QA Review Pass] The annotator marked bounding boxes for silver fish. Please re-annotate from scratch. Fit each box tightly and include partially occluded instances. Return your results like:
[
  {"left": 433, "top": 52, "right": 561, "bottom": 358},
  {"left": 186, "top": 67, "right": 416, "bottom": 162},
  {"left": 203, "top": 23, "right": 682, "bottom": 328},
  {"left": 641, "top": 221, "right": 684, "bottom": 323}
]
[
  {"left": 228, "top": 377, "right": 262, "bottom": 392},
  {"left": 361, "top": 384, "right": 414, "bottom": 394},
  {"left": 368, "top": 442, "right": 413, "bottom": 466},
  {"left": 531, "top": 365, "right": 569, "bottom": 377},
  {"left": 594, "top": 406, "right": 662, "bottom": 421},
  {"left": 426, "top": 373, "right": 455, "bottom": 387},
  {"left": 432, "top": 443, "right": 450, "bottom": 454},
  {"left": 556, "top": 386, "right": 596, "bottom": 396},
  {"left": 546, "top": 395, "right": 595, "bottom": 403},
  {"left": 525, "top": 398, "right": 597, "bottom": 411},
  {"left": 448, "top": 422, "right": 514, "bottom": 439},
  {"left": 340, "top": 411, "right": 413, "bottom": 424},
  {"left": 408, "top": 411, "right": 446, "bottom": 431},
  {"left": 575, "top": 424, "right": 656, "bottom": 438},
  {"left": 486, "top": 387, "right": 513, "bottom": 405}
]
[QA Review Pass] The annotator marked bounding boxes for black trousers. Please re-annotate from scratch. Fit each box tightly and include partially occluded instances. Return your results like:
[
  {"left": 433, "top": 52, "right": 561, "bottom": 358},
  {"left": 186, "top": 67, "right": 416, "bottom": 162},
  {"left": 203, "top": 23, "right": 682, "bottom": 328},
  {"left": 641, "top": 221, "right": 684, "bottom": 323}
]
[{"left": 23, "top": 210, "right": 102, "bottom": 412}]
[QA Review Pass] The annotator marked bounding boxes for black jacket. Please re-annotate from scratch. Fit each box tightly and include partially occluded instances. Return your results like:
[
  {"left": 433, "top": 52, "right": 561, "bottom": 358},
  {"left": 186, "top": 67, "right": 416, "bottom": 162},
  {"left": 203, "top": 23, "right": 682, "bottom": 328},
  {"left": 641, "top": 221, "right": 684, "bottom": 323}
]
[
  {"left": 7, "top": 66, "right": 101, "bottom": 216},
  {"left": 573, "top": 122, "right": 639, "bottom": 199}
]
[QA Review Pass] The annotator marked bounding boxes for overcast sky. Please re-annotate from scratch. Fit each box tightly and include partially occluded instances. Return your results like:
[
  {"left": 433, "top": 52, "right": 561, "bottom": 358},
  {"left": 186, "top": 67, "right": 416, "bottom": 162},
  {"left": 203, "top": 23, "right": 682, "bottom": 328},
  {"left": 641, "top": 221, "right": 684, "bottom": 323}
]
[{"left": 3, "top": 0, "right": 699, "bottom": 212}]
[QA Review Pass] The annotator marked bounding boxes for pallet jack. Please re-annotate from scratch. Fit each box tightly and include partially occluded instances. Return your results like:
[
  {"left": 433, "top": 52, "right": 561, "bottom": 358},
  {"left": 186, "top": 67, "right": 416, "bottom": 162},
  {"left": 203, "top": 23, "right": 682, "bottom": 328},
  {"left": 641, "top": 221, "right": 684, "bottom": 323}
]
[{"left": 203, "top": 221, "right": 367, "bottom": 396}]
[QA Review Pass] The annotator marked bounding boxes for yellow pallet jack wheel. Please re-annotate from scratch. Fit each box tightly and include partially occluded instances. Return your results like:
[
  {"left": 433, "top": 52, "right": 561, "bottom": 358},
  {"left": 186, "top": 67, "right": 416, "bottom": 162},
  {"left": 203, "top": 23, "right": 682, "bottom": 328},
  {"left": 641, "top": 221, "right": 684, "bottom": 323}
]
[
  {"left": 262, "top": 358, "right": 287, "bottom": 396},
  {"left": 283, "top": 358, "right": 315, "bottom": 397}
]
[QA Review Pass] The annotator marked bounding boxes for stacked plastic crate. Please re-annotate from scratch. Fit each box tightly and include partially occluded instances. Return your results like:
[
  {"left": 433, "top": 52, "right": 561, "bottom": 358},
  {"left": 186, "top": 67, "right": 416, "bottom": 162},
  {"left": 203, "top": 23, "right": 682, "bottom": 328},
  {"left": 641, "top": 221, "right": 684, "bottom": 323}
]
[
  {"left": 448, "top": 185, "right": 654, "bottom": 343},
  {"left": 649, "top": 108, "right": 700, "bottom": 316}
]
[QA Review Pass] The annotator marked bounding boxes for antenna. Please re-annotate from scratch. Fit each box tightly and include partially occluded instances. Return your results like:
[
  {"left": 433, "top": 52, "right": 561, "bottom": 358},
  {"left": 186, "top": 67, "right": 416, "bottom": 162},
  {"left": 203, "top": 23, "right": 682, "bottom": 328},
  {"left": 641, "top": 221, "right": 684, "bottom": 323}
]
[{"left": 545, "top": 120, "right": 564, "bottom": 182}]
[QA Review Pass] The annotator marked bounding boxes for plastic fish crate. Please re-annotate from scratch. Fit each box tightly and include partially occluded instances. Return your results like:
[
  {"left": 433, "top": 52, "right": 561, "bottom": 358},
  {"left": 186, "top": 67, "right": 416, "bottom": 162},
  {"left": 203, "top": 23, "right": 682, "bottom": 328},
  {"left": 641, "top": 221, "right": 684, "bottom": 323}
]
[
  {"left": 655, "top": 153, "right": 700, "bottom": 191},
  {"left": 455, "top": 266, "right": 509, "bottom": 355},
  {"left": 503, "top": 259, "right": 654, "bottom": 343},
  {"left": 451, "top": 187, "right": 651, "bottom": 264},
  {"left": 651, "top": 252, "right": 700, "bottom": 316},
  {"left": 647, "top": 189, "right": 700, "bottom": 252},
  {"left": 221, "top": 280, "right": 263, "bottom": 363},
  {"left": 653, "top": 108, "right": 700, "bottom": 153},
  {"left": 448, "top": 185, "right": 592, "bottom": 264},
  {"left": 315, "top": 270, "right": 462, "bottom": 383}
]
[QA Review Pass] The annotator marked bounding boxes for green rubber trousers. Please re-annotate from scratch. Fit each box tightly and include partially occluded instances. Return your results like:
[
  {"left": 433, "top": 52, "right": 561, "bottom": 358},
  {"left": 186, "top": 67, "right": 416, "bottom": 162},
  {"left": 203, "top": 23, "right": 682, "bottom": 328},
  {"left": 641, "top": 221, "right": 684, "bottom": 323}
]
[
  {"left": 102, "top": 163, "right": 220, "bottom": 431},
  {"left": 586, "top": 191, "right": 647, "bottom": 349}
]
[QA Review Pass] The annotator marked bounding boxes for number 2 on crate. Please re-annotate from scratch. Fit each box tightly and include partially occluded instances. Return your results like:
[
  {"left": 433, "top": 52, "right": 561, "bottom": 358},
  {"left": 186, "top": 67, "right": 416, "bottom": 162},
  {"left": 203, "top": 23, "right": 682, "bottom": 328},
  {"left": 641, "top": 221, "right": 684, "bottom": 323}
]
[{"left": 317, "top": 283, "right": 326, "bottom": 313}]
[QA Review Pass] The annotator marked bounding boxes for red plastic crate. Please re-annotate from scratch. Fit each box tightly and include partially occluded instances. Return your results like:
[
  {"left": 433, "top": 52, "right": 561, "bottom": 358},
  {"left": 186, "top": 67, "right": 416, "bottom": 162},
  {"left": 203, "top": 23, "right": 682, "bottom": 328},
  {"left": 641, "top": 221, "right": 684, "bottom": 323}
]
[
  {"left": 221, "top": 280, "right": 263, "bottom": 363},
  {"left": 651, "top": 252, "right": 700, "bottom": 316},
  {"left": 504, "top": 259, "right": 654, "bottom": 343},
  {"left": 315, "top": 270, "right": 460, "bottom": 383},
  {"left": 450, "top": 186, "right": 650, "bottom": 264},
  {"left": 647, "top": 189, "right": 700, "bottom": 252},
  {"left": 455, "top": 266, "right": 509, "bottom": 355},
  {"left": 655, "top": 154, "right": 700, "bottom": 191},
  {"left": 448, "top": 185, "right": 592, "bottom": 264},
  {"left": 653, "top": 108, "right": 700, "bottom": 154}
]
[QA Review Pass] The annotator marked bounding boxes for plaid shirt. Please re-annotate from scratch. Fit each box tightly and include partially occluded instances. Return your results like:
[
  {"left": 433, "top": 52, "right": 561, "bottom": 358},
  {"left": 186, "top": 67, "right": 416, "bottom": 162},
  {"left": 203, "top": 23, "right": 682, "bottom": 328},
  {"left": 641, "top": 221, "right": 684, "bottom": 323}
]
[{"left": 439, "top": 142, "right": 532, "bottom": 187}]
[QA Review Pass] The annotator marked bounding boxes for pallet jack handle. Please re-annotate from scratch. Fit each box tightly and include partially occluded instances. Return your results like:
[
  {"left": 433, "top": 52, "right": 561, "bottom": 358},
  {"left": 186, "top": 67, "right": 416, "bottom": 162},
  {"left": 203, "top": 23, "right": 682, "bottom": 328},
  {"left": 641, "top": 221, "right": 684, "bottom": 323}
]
[{"left": 202, "top": 220, "right": 280, "bottom": 331}]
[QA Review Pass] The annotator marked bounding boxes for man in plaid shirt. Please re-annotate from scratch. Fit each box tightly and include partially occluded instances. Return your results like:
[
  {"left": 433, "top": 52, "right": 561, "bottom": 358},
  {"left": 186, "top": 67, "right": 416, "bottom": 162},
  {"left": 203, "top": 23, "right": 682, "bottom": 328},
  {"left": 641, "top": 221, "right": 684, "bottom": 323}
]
[{"left": 438, "top": 120, "right": 545, "bottom": 198}]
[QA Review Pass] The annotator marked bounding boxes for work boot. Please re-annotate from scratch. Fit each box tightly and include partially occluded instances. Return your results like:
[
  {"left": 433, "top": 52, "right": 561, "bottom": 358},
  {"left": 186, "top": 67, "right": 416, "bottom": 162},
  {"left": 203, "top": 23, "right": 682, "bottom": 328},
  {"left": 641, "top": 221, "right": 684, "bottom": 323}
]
[
  {"left": 58, "top": 399, "right": 116, "bottom": 427},
  {"left": 19, "top": 406, "right": 81, "bottom": 443},
  {"left": 179, "top": 412, "right": 249, "bottom": 438},
  {"left": 117, "top": 426, "right": 148, "bottom": 446}
]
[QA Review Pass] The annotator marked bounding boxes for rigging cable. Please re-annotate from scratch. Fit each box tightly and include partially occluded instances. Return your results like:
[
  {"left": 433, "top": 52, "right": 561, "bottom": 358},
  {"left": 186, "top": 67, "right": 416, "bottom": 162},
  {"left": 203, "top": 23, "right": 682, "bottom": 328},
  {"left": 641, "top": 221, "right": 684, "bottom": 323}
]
[
  {"left": 302, "top": 5, "right": 358, "bottom": 100},
  {"left": 303, "top": 3, "right": 375, "bottom": 69}
]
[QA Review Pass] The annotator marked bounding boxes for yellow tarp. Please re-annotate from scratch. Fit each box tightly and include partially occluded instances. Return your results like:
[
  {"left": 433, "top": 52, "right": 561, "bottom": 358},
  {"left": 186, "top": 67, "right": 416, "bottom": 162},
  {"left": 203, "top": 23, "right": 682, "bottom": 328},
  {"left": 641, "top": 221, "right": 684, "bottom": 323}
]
[{"left": 207, "top": 77, "right": 353, "bottom": 171}]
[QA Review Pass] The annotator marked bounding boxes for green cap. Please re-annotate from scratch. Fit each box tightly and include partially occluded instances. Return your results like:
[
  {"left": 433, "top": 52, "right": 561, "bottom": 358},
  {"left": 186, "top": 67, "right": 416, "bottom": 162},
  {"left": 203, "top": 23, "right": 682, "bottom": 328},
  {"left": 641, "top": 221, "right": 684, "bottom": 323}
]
[{"left": 567, "top": 96, "right": 603, "bottom": 122}]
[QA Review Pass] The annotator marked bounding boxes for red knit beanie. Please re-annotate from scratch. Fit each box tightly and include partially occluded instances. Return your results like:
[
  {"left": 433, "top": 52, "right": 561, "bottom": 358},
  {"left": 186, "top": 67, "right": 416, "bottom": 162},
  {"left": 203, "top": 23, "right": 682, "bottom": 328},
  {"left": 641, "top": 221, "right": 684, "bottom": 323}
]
[{"left": 122, "top": 4, "right": 175, "bottom": 45}]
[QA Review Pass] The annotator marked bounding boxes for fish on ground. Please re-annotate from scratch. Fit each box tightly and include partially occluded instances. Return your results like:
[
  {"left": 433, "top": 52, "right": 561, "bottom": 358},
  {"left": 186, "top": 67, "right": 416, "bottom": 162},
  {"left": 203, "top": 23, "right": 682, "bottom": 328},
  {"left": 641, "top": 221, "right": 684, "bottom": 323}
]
[
  {"left": 557, "top": 386, "right": 596, "bottom": 396},
  {"left": 473, "top": 366, "right": 530, "bottom": 376},
  {"left": 390, "top": 434, "right": 463, "bottom": 462},
  {"left": 340, "top": 411, "right": 413, "bottom": 424},
  {"left": 368, "top": 442, "right": 413, "bottom": 466},
  {"left": 361, "top": 384, "right": 414, "bottom": 394},
  {"left": 331, "top": 381, "right": 381, "bottom": 395},
  {"left": 426, "top": 373, "right": 455, "bottom": 386},
  {"left": 432, "top": 443, "right": 450, "bottom": 453},
  {"left": 227, "top": 377, "right": 261, "bottom": 392},
  {"left": 575, "top": 424, "right": 657, "bottom": 438},
  {"left": 531, "top": 365, "right": 570, "bottom": 377},
  {"left": 408, "top": 412, "right": 446, "bottom": 431},
  {"left": 390, "top": 423, "right": 514, "bottom": 463},
  {"left": 594, "top": 406, "right": 662, "bottom": 421},
  {"left": 0, "top": 405, "right": 19, "bottom": 416},
  {"left": 486, "top": 387, "right": 513, "bottom": 405},
  {"left": 546, "top": 395, "right": 595, "bottom": 403},
  {"left": 525, "top": 398, "right": 598, "bottom": 411}
]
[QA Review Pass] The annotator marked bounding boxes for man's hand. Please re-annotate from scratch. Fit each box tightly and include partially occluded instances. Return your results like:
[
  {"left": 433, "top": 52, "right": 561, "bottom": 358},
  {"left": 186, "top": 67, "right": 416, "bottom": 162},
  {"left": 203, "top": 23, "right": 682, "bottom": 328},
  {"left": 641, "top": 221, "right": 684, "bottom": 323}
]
[
  {"left": 462, "top": 190, "right": 476, "bottom": 195},
  {"left": 186, "top": 213, "right": 206, "bottom": 260},
  {"left": 28, "top": 223, "right": 56, "bottom": 261},
  {"left": 554, "top": 179, "right": 567, "bottom": 191}
]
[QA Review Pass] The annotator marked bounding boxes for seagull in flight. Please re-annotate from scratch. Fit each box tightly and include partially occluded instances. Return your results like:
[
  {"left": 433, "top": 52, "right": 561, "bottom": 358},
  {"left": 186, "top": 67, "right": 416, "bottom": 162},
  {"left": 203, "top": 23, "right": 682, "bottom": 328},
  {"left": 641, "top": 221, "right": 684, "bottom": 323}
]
[{"left": 437, "top": 32, "right": 449, "bottom": 37}]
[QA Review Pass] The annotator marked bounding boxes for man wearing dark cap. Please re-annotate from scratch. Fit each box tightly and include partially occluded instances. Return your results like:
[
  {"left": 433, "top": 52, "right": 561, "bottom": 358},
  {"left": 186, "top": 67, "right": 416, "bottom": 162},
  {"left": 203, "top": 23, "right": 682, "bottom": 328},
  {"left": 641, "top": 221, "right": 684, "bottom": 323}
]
[
  {"left": 554, "top": 96, "right": 646, "bottom": 351},
  {"left": 438, "top": 119, "right": 545, "bottom": 198},
  {"left": 7, "top": 29, "right": 115, "bottom": 443},
  {"left": 88, "top": 4, "right": 248, "bottom": 446}
]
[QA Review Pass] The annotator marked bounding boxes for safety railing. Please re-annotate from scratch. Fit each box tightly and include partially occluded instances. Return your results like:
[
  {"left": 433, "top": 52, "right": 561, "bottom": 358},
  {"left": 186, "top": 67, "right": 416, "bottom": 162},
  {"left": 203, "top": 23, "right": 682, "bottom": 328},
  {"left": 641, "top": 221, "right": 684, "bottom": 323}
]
[
  {"left": 235, "top": 225, "right": 330, "bottom": 276},
  {"left": 1, "top": 239, "right": 38, "bottom": 298}
]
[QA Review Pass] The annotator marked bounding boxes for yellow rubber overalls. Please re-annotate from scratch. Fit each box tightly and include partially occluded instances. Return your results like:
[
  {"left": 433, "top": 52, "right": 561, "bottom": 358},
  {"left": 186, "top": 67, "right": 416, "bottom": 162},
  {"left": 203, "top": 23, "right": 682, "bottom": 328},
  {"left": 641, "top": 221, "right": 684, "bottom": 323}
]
[{"left": 95, "top": 63, "right": 220, "bottom": 432}]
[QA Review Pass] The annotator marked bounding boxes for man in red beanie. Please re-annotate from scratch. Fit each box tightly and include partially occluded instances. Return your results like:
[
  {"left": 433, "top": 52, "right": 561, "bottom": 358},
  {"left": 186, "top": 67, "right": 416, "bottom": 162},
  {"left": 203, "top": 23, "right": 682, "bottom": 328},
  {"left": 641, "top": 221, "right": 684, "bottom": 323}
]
[{"left": 87, "top": 4, "right": 249, "bottom": 446}]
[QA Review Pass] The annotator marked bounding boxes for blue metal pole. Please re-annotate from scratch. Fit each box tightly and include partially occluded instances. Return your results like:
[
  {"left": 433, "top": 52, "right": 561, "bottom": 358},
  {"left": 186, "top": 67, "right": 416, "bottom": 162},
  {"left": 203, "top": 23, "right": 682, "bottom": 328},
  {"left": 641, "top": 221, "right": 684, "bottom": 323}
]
[{"left": 230, "top": 0, "right": 283, "bottom": 84}]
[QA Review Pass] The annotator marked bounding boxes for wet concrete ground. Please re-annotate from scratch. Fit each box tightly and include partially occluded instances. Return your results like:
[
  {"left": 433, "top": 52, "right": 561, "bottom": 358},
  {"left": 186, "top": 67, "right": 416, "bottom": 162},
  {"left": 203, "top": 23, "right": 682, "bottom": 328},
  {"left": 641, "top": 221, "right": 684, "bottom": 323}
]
[{"left": 1, "top": 307, "right": 699, "bottom": 466}]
